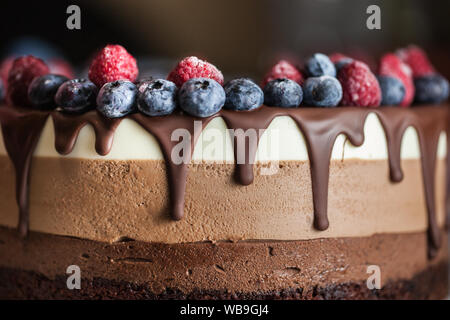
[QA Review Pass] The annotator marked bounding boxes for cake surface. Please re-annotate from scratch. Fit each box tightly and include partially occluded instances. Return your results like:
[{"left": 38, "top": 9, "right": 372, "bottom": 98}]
[
  {"left": 0, "top": 45, "right": 449, "bottom": 300},
  {"left": 0, "top": 104, "right": 448, "bottom": 299}
]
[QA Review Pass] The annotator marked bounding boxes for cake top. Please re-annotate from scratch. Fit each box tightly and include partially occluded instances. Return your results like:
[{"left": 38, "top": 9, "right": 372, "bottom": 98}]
[{"left": 0, "top": 44, "right": 448, "bottom": 118}]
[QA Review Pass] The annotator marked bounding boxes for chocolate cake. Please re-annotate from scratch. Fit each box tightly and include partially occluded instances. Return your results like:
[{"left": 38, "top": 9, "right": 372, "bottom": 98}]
[{"left": 0, "top": 46, "right": 449, "bottom": 300}]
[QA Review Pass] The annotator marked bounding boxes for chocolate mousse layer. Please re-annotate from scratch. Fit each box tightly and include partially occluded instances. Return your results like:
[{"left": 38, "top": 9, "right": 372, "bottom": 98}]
[
  {"left": 0, "top": 227, "right": 447, "bottom": 299},
  {"left": 0, "top": 157, "right": 446, "bottom": 243}
]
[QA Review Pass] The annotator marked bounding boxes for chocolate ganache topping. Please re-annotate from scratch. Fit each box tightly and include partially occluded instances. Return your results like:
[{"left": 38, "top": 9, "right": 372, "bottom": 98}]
[{"left": 0, "top": 104, "right": 449, "bottom": 258}]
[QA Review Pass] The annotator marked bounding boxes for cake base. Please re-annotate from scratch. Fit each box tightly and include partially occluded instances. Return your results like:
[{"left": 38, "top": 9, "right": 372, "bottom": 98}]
[{"left": 0, "top": 227, "right": 447, "bottom": 300}]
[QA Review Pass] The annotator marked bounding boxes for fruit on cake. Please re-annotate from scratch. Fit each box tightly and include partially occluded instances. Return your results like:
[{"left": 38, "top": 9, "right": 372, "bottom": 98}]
[{"left": 0, "top": 44, "right": 449, "bottom": 299}]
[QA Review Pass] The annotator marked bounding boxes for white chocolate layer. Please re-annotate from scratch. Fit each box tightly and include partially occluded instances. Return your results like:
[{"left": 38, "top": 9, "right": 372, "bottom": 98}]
[{"left": 0, "top": 113, "right": 447, "bottom": 161}]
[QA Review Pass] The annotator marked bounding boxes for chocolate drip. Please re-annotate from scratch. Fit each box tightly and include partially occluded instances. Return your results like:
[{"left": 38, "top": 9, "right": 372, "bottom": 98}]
[
  {"left": 0, "top": 105, "right": 448, "bottom": 259},
  {"left": 52, "top": 112, "right": 122, "bottom": 156},
  {"left": 289, "top": 108, "right": 368, "bottom": 230},
  {"left": 220, "top": 108, "right": 281, "bottom": 185},
  {"left": 130, "top": 112, "right": 215, "bottom": 220},
  {"left": 0, "top": 107, "right": 49, "bottom": 236}
]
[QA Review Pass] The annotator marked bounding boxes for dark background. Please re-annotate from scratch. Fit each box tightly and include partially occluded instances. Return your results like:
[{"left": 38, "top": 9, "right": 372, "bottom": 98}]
[{"left": 1, "top": 0, "right": 449, "bottom": 80}]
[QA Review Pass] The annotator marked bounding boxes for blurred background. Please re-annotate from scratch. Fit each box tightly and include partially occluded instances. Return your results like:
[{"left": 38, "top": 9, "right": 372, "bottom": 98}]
[{"left": 0, "top": 0, "right": 449, "bottom": 81}]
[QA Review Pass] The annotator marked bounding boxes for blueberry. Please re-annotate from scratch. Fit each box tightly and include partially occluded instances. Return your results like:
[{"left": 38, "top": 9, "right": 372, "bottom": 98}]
[
  {"left": 414, "top": 74, "right": 449, "bottom": 104},
  {"left": 334, "top": 58, "right": 353, "bottom": 73},
  {"left": 28, "top": 74, "right": 69, "bottom": 110},
  {"left": 55, "top": 79, "right": 98, "bottom": 114},
  {"left": 137, "top": 79, "right": 177, "bottom": 116},
  {"left": 97, "top": 80, "right": 138, "bottom": 118},
  {"left": 224, "top": 78, "right": 264, "bottom": 111},
  {"left": 305, "top": 53, "right": 336, "bottom": 77},
  {"left": 135, "top": 77, "right": 154, "bottom": 93},
  {"left": 179, "top": 78, "right": 225, "bottom": 117},
  {"left": 303, "top": 76, "right": 343, "bottom": 107},
  {"left": 0, "top": 78, "right": 4, "bottom": 102},
  {"left": 377, "top": 76, "right": 406, "bottom": 106},
  {"left": 263, "top": 78, "right": 303, "bottom": 108}
]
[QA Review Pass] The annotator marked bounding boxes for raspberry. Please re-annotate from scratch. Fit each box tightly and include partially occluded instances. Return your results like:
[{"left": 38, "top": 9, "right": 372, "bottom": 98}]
[
  {"left": 48, "top": 58, "right": 75, "bottom": 79},
  {"left": 378, "top": 53, "right": 414, "bottom": 106},
  {"left": 167, "top": 56, "right": 224, "bottom": 88},
  {"left": 338, "top": 61, "right": 381, "bottom": 107},
  {"left": 0, "top": 57, "right": 15, "bottom": 91},
  {"left": 88, "top": 44, "right": 138, "bottom": 88},
  {"left": 261, "top": 60, "right": 304, "bottom": 87},
  {"left": 396, "top": 45, "right": 435, "bottom": 77},
  {"left": 328, "top": 53, "right": 350, "bottom": 64},
  {"left": 7, "top": 55, "right": 49, "bottom": 107}
]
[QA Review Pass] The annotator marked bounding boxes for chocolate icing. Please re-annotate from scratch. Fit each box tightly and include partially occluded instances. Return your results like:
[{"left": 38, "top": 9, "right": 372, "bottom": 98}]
[{"left": 0, "top": 104, "right": 448, "bottom": 257}]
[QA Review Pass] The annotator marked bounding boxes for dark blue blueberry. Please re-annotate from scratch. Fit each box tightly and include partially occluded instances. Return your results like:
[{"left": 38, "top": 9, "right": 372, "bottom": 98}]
[
  {"left": 135, "top": 77, "right": 154, "bottom": 93},
  {"left": 224, "top": 78, "right": 264, "bottom": 111},
  {"left": 28, "top": 74, "right": 69, "bottom": 110},
  {"left": 305, "top": 53, "right": 336, "bottom": 77},
  {"left": 414, "top": 74, "right": 449, "bottom": 104},
  {"left": 377, "top": 75, "right": 406, "bottom": 106},
  {"left": 334, "top": 58, "right": 353, "bottom": 73},
  {"left": 179, "top": 78, "right": 225, "bottom": 117},
  {"left": 263, "top": 78, "right": 303, "bottom": 108},
  {"left": 0, "top": 78, "right": 4, "bottom": 102},
  {"left": 97, "top": 80, "right": 138, "bottom": 118},
  {"left": 303, "top": 76, "right": 343, "bottom": 107},
  {"left": 137, "top": 79, "right": 177, "bottom": 116},
  {"left": 55, "top": 79, "right": 98, "bottom": 114}
]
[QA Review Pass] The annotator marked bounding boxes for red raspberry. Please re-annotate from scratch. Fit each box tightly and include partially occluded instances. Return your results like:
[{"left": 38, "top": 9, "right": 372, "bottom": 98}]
[
  {"left": 328, "top": 53, "right": 350, "bottom": 64},
  {"left": 48, "top": 58, "right": 75, "bottom": 79},
  {"left": 378, "top": 53, "right": 414, "bottom": 106},
  {"left": 261, "top": 60, "right": 304, "bottom": 87},
  {"left": 338, "top": 61, "right": 381, "bottom": 107},
  {"left": 88, "top": 44, "right": 138, "bottom": 88},
  {"left": 0, "top": 57, "right": 14, "bottom": 91},
  {"left": 167, "top": 56, "right": 224, "bottom": 87},
  {"left": 7, "top": 55, "right": 49, "bottom": 107},
  {"left": 396, "top": 45, "right": 435, "bottom": 77}
]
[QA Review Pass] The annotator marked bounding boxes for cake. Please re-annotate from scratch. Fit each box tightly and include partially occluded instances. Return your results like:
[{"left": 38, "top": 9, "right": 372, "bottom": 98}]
[{"left": 0, "top": 45, "right": 448, "bottom": 300}]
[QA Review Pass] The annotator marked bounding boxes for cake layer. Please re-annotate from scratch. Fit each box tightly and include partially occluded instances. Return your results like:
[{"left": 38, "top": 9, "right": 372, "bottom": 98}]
[
  {"left": 0, "top": 227, "right": 447, "bottom": 299},
  {"left": 0, "top": 157, "right": 446, "bottom": 243},
  {"left": 0, "top": 113, "right": 447, "bottom": 161}
]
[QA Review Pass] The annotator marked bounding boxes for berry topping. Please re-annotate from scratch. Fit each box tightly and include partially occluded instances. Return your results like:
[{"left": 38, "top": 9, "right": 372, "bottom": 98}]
[
  {"left": 377, "top": 75, "right": 406, "bottom": 106},
  {"left": 0, "top": 78, "right": 4, "bottom": 102},
  {"left": 414, "top": 74, "right": 449, "bottom": 104},
  {"left": 55, "top": 79, "right": 98, "bottom": 114},
  {"left": 179, "top": 78, "right": 225, "bottom": 117},
  {"left": 88, "top": 44, "right": 139, "bottom": 88},
  {"left": 97, "top": 80, "right": 138, "bottom": 118},
  {"left": 7, "top": 55, "right": 50, "bottom": 107},
  {"left": 328, "top": 53, "right": 349, "bottom": 64},
  {"left": 48, "top": 58, "right": 75, "bottom": 79},
  {"left": 378, "top": 53, "right": 414, "bottom": 106},
  {"left": 28, "top": 74, "right": 69, "bottom": 110},
  {"left": 303, "top": 76, "right": 343, "bottom": 107},
  {"left": 224, "top": 78, "right": 264, "bottom": 111},
  {"left": 305, "top": 53, "right": 336, "bottom": 77},
  {"left": 263, "top": 78, "right": 303, "bottom": 108},
  {"left": 261, "top": 60, "right": 304, "bottom": 87},
  {"left": 337, "top": 61, "right": 381, "bottom": 107},
  {"left": 135, "top": 77, "right": 154, "bottom": 93},
  {"left": 137, "top": 79, "right": 178, "bottom": 116},
  {"left": 0, "top": 57, "right": 14, "bottom": 90},
  {"left": 167, "top": 56, "right": 224, "bottom": 88},
  {"left": 396, "top": 45, "right": 435, "bottom": 77},
  {"left": 329, "top": 53, "right": 354, "bottom": 73}
]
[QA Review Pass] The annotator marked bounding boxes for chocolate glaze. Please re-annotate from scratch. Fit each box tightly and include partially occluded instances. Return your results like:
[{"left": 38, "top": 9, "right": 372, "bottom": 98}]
[{"left": 0, "top": 104, "right": 448, "bottom": 257}]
